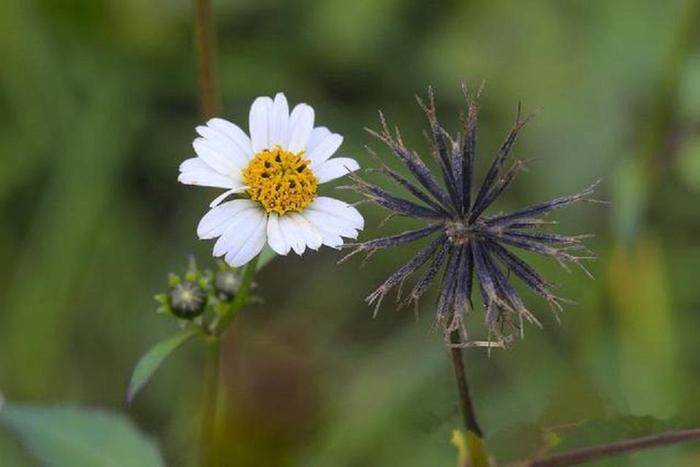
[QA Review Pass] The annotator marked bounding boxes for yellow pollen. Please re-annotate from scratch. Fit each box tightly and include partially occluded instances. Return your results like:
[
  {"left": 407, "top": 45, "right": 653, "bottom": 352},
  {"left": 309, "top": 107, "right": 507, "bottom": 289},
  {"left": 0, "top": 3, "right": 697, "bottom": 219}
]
[{"left": 242, "top": 146, "right": 318, "bottom": 215}]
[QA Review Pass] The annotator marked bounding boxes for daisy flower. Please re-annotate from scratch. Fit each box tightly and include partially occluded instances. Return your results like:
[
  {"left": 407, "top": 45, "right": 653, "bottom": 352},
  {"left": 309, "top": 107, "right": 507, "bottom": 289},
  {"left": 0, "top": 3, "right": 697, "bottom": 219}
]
[
  {"left": 179, "top": 93, "right": 364, "bottom": 267},
  {"left": 344, "top": 87, "right": 598, "bottom": 346}
]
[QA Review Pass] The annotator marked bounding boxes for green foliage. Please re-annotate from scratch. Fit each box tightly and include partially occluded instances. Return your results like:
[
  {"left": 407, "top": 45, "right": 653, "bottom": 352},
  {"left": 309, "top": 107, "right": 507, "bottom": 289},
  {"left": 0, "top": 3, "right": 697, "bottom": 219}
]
[
  {"left": 0, "top": 404, "right": 164, "bottom": 467},
  {"left": 2, "top": 0, "right": 700, "bottom": 465},
  {"left": 127, "top": 327, "right": 200, "bottom": 403}
]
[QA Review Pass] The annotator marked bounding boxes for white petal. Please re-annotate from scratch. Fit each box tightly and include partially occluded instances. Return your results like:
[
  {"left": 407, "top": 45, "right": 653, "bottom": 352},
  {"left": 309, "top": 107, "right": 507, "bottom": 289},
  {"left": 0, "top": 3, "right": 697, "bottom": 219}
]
[
  {"left": 209, "top": 187, "right": 247, "bottom": 208},
  {"left": 193, "top": 137, "right": 239, "bottom": 175},
  {"left": 302, "top": 210, "right": 345, "bottom": 248},
  {"left": 287, "top": 104, "right": 315, "bottom": 153},
  {"left": 213, "top": 206, "right": 265, "bottom": 258},
  {"left": 306, "top": 132, "right": 343, "bottom": 165},
  {"left": 178, "top": 157, "right": 236, "bottom": 189},
  {"left": 266, "top": 213, "right": 290, "bottom": 255},
  {"left": 195, "top": 120, "right": 251, "bottom": 169},
  {"left": 179, "top": 157, "right": 205, "bottom": 172},
  {"left": 307, "top": 196, "right": 364, "bottom": 230},
  {"left": 268, "top": 92, "right": 289, "bottom": 148},
  {"left": 195, "top": 126, "right": 246, "bottom": 170},
  {"left": 249, "top": 96, "right": 273, "bottom": 152},
  {"left": 287, "top": 212, "right": 323, "bottom": 250},
  {"left": 207, "top": 118, "right": 254, "bottom": 159},
  {"left": 314, "top": 157, "right": 360, "bottom": 183},
  {"left": 224, "top": 212, "right": 267, "bottom": 267},
  {"left": 197, "top": 199, "right": 258, "bottom": 239},
  {"left": 302, "top": 208, "right": 358, "bottom": 242},
  {"left": 278, "top": 214, "right": 306, "bottom": 255},
  {"left": 306, "top": 127, "right": 331, "bottom": 154}
]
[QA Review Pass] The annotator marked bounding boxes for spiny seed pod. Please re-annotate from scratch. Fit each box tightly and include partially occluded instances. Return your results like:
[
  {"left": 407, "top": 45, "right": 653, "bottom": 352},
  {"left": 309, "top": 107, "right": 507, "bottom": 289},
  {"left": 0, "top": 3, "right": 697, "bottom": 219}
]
[
  {"left": 168, "top": 280, "right": 207, "bottom": 319},
  {"left": 215, "top": 270, "right": 240, "bottom": 300},
  {"left": 344, "top": 86, "right": 599, "bottom": 346}
]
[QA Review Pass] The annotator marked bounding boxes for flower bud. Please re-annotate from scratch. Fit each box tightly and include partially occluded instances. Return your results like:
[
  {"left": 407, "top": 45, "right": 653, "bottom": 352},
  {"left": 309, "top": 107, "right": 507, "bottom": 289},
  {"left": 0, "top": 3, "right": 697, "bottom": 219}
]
[
  {"left": 168, "top": 280, "right": 206, "bottom": 319},
  {"left": 215, "top": 270, "right": 240, "bottom": 300}
]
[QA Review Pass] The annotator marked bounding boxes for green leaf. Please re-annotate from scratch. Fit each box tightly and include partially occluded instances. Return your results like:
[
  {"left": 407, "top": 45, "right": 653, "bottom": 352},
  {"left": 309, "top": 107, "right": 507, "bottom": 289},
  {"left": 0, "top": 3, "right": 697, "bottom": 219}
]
[
  {"left": 0, "top": 404, "right": 164, "bottom": 467},
  {"left": 127, "top": 327, "right": 199, "bottom": 403}
]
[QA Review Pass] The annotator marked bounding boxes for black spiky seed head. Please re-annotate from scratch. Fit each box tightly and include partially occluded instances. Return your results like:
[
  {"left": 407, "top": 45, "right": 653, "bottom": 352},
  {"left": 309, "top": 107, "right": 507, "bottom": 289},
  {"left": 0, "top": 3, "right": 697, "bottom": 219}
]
[
  {"left": 342, "top": 85, "right": 600, "bottom": 348},
  {"left": 169, "top": 280, "right": 207, "bottom": 319},
  {"left": 215, "top": 270, "right": 240, "bottom": 300}
]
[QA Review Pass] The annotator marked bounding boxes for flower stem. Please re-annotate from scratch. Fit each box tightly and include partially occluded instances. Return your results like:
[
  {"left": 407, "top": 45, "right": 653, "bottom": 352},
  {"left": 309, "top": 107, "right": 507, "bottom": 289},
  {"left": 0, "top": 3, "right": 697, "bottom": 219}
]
[
  {"left": 200, "top": 337, "right": 221, "bottom": 467},
  {"left": 211, "top": 255, "right": 259, "bottom": 336},
  {"left": 449, "top": 330, "right": 483, "bottom": 436},
  {"left": 193, "top": 0, "right": 221, "bottom": 119},
  {"left": 522, "top": 427, "right": 700, "bottom": 467},
  {"left": 449, "top": 330, "right": 489, "bottom": 467}
]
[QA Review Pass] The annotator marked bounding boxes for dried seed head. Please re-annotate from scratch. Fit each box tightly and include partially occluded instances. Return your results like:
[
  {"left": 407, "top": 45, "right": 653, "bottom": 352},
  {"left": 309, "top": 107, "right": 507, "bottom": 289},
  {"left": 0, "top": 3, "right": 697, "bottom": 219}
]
[{"left": 345, "top": 85, "right": 599, "bottom": 346}]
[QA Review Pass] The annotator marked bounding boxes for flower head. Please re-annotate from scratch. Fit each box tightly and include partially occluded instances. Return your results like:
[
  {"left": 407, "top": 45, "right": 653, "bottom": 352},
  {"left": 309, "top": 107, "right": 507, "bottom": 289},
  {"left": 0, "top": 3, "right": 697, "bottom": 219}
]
[
  {"left": 179, "top": 92, "right": 364, "bottom": 267},
  {"left": 344, "top": 86, "right": 598, "bottom": 346}
]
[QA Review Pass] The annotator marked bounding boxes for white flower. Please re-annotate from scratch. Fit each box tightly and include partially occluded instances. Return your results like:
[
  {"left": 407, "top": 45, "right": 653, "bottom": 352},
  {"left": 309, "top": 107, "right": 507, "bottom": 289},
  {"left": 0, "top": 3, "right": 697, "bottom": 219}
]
[{"left": 179, "top": 92, "right": 364, "bottom": 267}]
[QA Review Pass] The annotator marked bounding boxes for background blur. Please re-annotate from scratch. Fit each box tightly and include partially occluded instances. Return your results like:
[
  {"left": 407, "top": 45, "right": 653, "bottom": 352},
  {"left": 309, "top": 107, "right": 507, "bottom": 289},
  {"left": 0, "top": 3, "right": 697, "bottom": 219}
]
[{"left": 2, "top": 0, "right": 700, "bottom": 465}]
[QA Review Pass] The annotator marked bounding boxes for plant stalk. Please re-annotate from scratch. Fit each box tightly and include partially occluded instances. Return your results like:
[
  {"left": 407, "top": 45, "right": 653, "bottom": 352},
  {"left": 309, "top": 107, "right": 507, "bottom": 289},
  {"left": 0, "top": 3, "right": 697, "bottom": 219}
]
[
  {"left": 194, "top": 0, "right": 221, "bottom": 119},
  {"left": 211, "top": 255, "right": 259, "bottom": 336},
  {"left": 192, "top": 1, "right": 225, "bottom": 465},
  {"left": 449, "top": 330, "right": 483, "bottom": 437},
  {"left": 523, "top": 427, "right": 700, "bottom": 467},
  {"left": 200, "top": 337, "right": 221, "bottom": 467}
]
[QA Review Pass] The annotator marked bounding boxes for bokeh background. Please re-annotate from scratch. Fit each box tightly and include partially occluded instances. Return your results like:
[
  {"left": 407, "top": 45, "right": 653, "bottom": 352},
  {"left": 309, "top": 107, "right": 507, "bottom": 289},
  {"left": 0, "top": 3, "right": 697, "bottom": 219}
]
[{"left": 2, "top": 0, "right": 700, "bottom": 465}]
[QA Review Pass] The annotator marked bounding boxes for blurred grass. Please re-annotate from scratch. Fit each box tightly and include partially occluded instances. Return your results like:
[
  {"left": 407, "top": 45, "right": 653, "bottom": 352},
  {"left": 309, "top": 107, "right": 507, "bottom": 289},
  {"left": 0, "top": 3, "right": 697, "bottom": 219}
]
[{"left": 2, "top": 0, "right": 700, "bottom": 466}]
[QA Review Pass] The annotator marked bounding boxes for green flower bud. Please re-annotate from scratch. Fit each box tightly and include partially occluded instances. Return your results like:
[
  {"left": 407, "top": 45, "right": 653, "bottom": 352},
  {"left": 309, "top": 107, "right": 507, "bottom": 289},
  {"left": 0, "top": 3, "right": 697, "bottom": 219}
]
[
  {"left": 168, "top": 280, "right": 206, "bottom": 319},
  {"left": 215, "top": 270, "right": 240, "bottom": 300}
]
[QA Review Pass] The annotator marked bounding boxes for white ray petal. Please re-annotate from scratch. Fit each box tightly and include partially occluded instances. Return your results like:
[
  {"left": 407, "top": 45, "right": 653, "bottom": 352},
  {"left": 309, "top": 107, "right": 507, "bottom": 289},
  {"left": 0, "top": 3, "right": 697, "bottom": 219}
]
[
  {"left": 249, "top": 96, "right": 273, "bottom": 152},
  {"left": 197, "top": 199, "right": 258, "bottom": 239},
  {"left": 209, "top": 186, "right": 248, "bottom": 208},
  {"left": 287, "top": 104, "right": 315, "bottom": 153},
  {"left": 287, "top": 212, "right": 322, "bottom": 250},
  {"left": 224, "top": 212, "right": 267, "bottom": 267},
  {"left": 307, "top": 196, "right": 364, "bottom": 230},
  {"left": 207, "top": 118, "right": 254, "bottom": 159},
  {"left": 306, "top": 127, "right": 331, "bottom": 154},
  {"left": 178, "top": 157, "right": 236, "bottom": 189},
  {"left": 278, "top": 214, "right": 306, "bottom": 255},
  {"left": 268, "top": 92, "right": 290, "bottom": 148},
  {"left": 213, "top": 206, "right": 265, "bottom": 257},
  {"left": 314, "top": 157, "right": 360, "bottom": 183},
  {"left": 306, "top": 132, "right": 343, "bottom": 166},
  {"left": 266, "top": 213, "right": 290, "bottom": 255}
]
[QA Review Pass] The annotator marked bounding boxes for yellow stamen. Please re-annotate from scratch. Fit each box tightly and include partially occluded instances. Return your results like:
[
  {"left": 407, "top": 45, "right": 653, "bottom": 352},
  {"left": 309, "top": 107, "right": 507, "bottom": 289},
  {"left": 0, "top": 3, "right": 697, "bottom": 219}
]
[{"left": 242, "top": 146, "right": 318, "bottom": 215}]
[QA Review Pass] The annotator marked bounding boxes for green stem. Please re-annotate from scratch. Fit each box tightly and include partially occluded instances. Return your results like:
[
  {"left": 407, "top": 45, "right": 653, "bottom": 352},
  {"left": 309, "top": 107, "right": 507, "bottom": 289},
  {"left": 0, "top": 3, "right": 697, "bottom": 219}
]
[
  {"left": 211, "top": 255, "right": 259, "bottom": 336},
  {"left": 200, "top": 337, "right": 221, "bottom": 467}
]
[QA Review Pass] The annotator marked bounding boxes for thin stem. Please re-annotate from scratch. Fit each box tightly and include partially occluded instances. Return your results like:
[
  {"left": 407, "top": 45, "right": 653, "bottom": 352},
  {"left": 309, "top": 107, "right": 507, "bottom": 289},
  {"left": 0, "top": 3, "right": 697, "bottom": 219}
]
[
  {"left": 449, "top": 330, "right": 483, "bottom": 437},
  {"left": 194, "top": 0, "right": 221, "bottom": 119},
  {"left": 211, "top": 255, "right": 259, "bottom": 336},
  {"left": 523, "top": 427, "right": 700, "bottom": 467},
  {"left": 200, "top": 337, "right": 221, "bottom": 467}
]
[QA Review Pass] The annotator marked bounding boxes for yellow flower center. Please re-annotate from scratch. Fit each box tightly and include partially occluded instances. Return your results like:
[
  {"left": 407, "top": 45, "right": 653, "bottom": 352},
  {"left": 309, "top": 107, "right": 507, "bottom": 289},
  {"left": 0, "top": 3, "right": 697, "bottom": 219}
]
[{"left": 242, "top": 146, "right": 318, "bottom": 215}]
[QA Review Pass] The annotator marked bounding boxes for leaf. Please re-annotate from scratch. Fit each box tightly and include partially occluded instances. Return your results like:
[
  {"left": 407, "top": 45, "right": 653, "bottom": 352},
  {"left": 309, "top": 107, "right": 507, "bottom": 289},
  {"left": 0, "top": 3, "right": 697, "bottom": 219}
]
[
  {"left": 0, "top": 404, "right": 164, "bottom": 467},
  {"left": 127, "top": 327, "right": 199, "bottom": 403}
]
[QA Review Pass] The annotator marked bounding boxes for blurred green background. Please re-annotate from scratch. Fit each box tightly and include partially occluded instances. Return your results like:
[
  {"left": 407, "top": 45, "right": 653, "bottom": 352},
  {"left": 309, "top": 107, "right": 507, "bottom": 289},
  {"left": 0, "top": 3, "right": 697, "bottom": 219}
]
[{"left": 2, "top": 0, "right": 700, "bottom": 465}]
